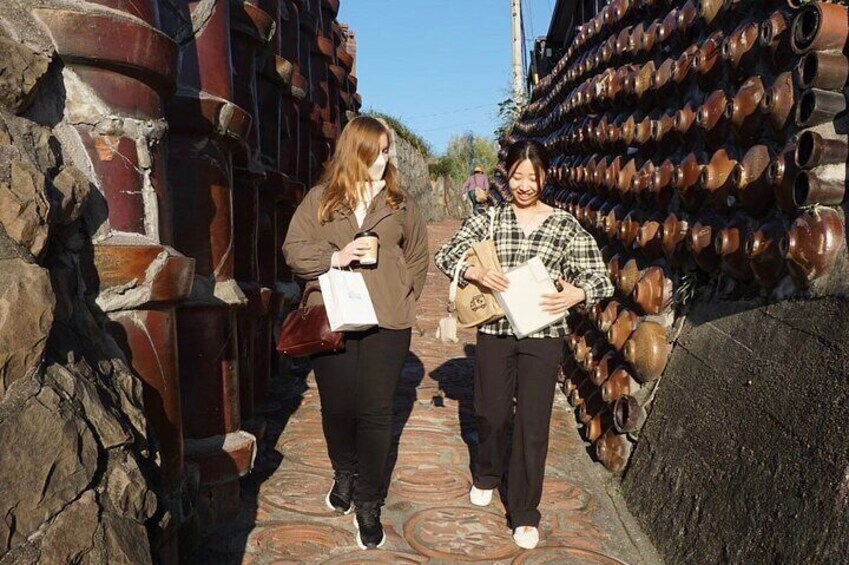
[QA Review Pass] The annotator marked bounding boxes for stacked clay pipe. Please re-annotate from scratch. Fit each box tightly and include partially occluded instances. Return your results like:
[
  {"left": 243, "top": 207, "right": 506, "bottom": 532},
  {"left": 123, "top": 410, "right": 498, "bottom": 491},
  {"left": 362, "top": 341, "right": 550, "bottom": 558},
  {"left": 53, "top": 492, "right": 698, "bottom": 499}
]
[
  {"left": 506, "top": 0, "right": 847, "bottom": 474},
  {"left": 34, "top": 0, "right": 359, "bottom": 558}
]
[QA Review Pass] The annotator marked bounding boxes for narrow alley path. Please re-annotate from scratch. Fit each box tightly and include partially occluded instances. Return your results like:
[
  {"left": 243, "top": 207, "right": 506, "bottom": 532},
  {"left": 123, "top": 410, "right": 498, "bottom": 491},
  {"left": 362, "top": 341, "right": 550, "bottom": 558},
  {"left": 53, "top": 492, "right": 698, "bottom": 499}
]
[{"left": 197, "top": 220, "right": 662, "bottom": 564}]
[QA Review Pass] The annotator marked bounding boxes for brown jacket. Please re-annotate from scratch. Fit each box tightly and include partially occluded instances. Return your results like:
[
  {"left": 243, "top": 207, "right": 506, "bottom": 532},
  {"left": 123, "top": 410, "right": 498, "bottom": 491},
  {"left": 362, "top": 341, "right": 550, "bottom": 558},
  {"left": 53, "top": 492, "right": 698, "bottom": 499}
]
[{"left": 282, "top": 185, "right": 429, "bottom": 330}]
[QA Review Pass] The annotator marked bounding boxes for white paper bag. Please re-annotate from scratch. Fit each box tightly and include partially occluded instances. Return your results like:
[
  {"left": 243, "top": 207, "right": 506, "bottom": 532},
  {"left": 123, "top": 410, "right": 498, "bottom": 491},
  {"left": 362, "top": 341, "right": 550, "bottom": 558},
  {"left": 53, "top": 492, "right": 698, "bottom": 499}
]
[
  {"left": 318, "top": 269, "right": 379, "bottom": 332},
  {"left": 494, "top": 256, "right": 565, "bottom": 339}
]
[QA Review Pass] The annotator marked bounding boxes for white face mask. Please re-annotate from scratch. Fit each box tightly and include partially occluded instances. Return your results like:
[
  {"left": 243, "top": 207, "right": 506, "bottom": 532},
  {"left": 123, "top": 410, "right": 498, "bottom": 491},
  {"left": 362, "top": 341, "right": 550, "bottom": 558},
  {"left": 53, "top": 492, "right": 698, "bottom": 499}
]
[{"left": 368, "top": 153, "right": 388, "bottom": 182}]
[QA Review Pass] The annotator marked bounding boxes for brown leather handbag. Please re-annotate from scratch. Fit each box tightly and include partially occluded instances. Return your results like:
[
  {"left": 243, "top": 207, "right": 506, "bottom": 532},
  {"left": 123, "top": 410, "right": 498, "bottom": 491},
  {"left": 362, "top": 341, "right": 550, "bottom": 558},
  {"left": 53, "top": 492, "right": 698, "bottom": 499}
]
[{"left": 277, "top": 286, "right": 345, "bottom": 357}]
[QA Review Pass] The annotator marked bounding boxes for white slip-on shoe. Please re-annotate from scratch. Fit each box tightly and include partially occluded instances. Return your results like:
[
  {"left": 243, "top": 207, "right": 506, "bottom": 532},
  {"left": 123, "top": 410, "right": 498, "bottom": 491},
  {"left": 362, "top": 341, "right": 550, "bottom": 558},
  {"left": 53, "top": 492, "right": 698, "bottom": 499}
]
[
  {"left": 469, "top": 485, "right": 494, "bottom": 506},
  {"left": 512, "top": 526, "right": 540, "bottom": 550}
]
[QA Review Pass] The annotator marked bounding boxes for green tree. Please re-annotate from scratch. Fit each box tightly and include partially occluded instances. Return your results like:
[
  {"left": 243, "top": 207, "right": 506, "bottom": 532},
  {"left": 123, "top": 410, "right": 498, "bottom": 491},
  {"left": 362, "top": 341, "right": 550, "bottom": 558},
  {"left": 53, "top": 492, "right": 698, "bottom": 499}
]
[{"left": 430, "top": 132, "right": 498, "bottom": 184}]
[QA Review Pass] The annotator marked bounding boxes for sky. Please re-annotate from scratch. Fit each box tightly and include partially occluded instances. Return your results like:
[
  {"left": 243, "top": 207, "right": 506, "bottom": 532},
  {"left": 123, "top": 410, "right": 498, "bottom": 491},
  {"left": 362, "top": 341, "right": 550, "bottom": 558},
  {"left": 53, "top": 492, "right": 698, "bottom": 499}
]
[{"left": 337, "top": 0, "right": 556, "bottom": 155}]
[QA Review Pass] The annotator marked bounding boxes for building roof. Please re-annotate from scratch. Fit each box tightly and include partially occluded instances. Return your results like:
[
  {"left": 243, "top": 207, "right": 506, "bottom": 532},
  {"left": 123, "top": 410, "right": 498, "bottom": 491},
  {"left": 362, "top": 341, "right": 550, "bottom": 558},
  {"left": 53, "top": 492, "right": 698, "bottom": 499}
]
[{"left": 546, "top": 0, "right": 580, "bottom": 47}]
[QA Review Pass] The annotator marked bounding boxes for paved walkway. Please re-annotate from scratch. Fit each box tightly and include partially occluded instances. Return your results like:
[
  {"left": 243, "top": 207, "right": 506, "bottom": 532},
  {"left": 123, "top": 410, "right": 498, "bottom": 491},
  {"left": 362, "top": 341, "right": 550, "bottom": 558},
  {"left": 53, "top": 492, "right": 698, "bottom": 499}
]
[{"left": 197, "top": 220, "right": 662, "bottom": 564}]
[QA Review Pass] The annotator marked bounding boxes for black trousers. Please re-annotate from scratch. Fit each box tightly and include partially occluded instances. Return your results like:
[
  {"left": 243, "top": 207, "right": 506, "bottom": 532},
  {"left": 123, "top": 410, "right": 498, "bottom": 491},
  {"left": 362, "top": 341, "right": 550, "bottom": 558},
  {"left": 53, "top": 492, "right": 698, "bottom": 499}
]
[
  {"left": 474, "top": 333, "right": 562, "bottom": 528},
  {"left": 311, "top": 327, "right": 411, "bottom": 503}
]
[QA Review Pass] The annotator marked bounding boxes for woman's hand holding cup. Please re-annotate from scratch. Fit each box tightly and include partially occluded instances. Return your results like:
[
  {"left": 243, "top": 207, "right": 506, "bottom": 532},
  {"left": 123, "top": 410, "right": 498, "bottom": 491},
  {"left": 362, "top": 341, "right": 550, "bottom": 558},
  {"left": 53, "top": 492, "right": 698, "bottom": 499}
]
[{"left": 332, "top": 239, "right": 371, "bottom": 268}]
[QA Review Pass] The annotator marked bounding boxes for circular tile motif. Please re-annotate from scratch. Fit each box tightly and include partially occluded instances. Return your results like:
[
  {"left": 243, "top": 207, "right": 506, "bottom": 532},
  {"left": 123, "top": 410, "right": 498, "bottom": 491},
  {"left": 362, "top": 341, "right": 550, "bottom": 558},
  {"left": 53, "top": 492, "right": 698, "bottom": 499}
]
[
  {"left": 541, "top": 479, "right": 591, "bottom": 512},
  {"left": 511, "top": 545, "right": 629, "bottom": 564},
  {"left": 404, "top": 506, "right": 519, "bottom": 562},
  {"left": 251, "top": 522, "right": 349, "bottom": 561},
  {"left": 389, "top": 464, "right": 471, "bottom": 502},
  {"left": 276, "top": 434, "right": 332, "bottom": 470},
  {"left": 258, "top": 470, "right": 342, "bottom": 517},
  {"left": 322, "top": 549, "right": 429, "bottom": 564}
]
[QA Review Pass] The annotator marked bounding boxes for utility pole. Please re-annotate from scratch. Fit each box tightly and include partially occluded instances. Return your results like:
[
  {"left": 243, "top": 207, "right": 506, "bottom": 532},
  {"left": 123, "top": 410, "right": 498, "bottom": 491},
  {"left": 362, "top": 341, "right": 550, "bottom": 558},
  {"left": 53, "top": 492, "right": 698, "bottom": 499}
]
[{"left": 511, "top": 0, "right": 525, "bottom": 104}]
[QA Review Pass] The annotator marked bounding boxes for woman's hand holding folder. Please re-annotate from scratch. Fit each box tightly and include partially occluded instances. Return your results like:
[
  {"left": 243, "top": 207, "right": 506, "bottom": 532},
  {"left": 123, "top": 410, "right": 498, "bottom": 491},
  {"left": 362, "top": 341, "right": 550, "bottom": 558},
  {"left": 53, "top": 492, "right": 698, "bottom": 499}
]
[{"left": 540, "top": 277, "right": 586, "bottom": 315}]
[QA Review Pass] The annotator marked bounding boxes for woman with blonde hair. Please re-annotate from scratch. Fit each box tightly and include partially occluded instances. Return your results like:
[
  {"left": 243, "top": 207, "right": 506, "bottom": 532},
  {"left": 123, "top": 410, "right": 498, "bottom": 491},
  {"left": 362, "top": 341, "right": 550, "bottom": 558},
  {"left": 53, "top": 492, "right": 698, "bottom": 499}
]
[{"left": 283, "top": 116, "right": 429, "bottom": 549}]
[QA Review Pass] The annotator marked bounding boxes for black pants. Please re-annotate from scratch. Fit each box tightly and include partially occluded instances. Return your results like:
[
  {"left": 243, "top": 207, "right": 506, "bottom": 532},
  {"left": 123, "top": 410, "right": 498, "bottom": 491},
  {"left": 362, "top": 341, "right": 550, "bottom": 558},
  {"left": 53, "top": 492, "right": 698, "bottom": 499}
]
[
  {"left": 474, "top": 333, "right": 562, "bottom": 527},
  {"left": 311, "top": 327, "right": 411, "bottom": 503}
]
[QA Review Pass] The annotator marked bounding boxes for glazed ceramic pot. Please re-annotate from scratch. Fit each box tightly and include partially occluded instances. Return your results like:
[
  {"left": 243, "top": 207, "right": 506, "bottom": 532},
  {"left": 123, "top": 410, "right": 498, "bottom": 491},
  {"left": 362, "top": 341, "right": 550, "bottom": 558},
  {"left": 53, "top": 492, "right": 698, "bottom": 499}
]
[
  {"left": 613, "top": 396, "right": 647, "bottom": 434},
  {"left": 796, "top": 88, "right": 847, "bottom": 129},
  {"left": 768, "top": 145, "right": 800, "bottom": 214},
  {"left": 727, "top": 76, "right": 765, "bottom": 141},
  {"left": 601, "top": 367, "right": 640, "bottom": 403},
  {"left": 597, "top": 299, "right": 624, "bottom": 333},
  {"left": 650, "top": 158, "right": 676, "bottom": 209},
  {"left": 632, "top": 267, "right": 673, "bottom": 316},
  {"left": 637, "top": 215, "right": 665, "bottom": 260},
  {"left": 623, "top": 320, "right": 669, "bottom": 383},
  {"left": 619, "top": 210, "right": 642, "bottom": 249},
  {"left": 797, "top": 51, "right": 849, "bottom": 91},
  {"left": 604, "top": 204, "right": 629, "bottom": 242},
  {"left": 617, "top": 158, "right": 641, "bottom": 199},
  {"left": 577, "top": 390, "right": 605, "bottom": 425},
  {"left": 695, "top": 31, "right": 725, "bottom": 89},
  {"left": 697, "top": 89, "right": 729, "bottom": 142},
  {"left": 673, "top": 44, "right": 699, "bottom": 85},
  {"left": 674, "top": 101, "right": 698, "bottom": 140},
  {"left": 760, "top": 72, "right": 795, "bottom": 134},
  {"left": 791, "top": 2, "right": 849, "bottom": 54},
  {"left": 595, "top": 429, "right": 633, "bottom": 474},
  {"left": 652, "top": 57, "right": 675, "bottom": 95},
  {"left": 784, "top": 206, "right": 846, "bottom": 285},
  {"left": 586, "top": 409, "right": 613, "bottom": 443},
  {"left": 760, "top": 9, "right": 791, "bottom": 65},
  {"left": 716, "top": 215, "right": 754, "bottom": 281},
  {"left": 574, "top": 329, "right": 601, "bottom": 364},
  {"left": 675, "top": 152, "right": 706, "bottom": 213},
  {"left": 746, "top": 219, "right": 787, "bottom": 288},
  {"left": 723, "top": 20, "right": 761, "bottom": 71},
  {"left": 689, "top": 218, "right": 721, "bottom": 272},
  {"left": 607, "top": 254, "right": 623, "bottom": 288},
  {"left": 699, "top": 147, "right": 738, "bottom": 210},
  {"left": 734, "top": 144, "right": 774, "bottom": 216},
  {"left": 632, "top": 161, "right": 657, "bottom": 204},
  {"left": 676, "top": 1, "right": 698, "bottom": 43},
  {"left": 792, "top": 170, "right": 846, "bottom": 209},
  {"left": 795, "top": 130, "right": 849, "bottom": 170},
  {"left": 592, "top": 350, "right": 621, "bottom": 386},
  {"left": 662, "top": 212, "right": 690, "bottom": 268},
  {"left": 607, "top": 308, "right": 640, "bottom": 351}
]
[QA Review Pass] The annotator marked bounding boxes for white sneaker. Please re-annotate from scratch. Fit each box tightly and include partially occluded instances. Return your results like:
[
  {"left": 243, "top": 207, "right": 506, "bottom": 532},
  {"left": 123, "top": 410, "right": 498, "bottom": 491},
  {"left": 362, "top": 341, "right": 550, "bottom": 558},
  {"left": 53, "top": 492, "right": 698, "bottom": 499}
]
[
  {"left": 469, "top": 485, "right": 493, "bottom": 506},
  {"left": 513, "top": 526, "right": 540, "bottom": 549}
]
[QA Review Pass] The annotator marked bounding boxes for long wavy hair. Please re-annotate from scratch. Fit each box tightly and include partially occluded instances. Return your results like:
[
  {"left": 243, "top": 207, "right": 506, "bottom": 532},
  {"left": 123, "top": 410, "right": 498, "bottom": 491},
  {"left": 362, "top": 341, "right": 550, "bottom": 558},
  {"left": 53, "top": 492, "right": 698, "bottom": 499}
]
[{"left": 317, "top": 116, "right": 404, "bottom": 223}]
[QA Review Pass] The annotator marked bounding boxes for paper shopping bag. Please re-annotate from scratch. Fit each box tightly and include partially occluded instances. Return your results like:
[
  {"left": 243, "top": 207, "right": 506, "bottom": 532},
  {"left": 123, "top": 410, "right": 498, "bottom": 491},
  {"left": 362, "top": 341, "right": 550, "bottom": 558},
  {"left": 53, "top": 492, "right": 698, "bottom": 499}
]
[{"left": 318, "top": 269, "right": 379, "bottom": 332}]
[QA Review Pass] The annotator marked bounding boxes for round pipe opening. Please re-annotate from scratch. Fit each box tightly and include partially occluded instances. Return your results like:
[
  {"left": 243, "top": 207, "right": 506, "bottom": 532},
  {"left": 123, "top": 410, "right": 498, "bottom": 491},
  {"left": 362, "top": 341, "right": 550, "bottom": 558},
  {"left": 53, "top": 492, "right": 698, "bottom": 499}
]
[
  {"left": 798, "top": 89, "right": 817, "bottom": 127},
  {"left": 796, "top": 130, "right": 817, "bottom": 168},
  {"left": 793, "top": 7, "right": 821, "bottom": 50},
  {"left": 793, "top": 171, "right": 811, "bottom": 208},
  {"left": 799, "top": 53, "right": 819, "bottom": 89}
]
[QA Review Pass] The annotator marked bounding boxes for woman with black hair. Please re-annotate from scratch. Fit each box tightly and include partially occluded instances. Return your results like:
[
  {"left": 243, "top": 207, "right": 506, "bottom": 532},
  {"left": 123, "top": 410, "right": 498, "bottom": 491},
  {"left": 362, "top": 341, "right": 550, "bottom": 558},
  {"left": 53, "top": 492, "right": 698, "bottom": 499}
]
[{"left": 434, "top": 140, "right": 613, "bottom": 549}]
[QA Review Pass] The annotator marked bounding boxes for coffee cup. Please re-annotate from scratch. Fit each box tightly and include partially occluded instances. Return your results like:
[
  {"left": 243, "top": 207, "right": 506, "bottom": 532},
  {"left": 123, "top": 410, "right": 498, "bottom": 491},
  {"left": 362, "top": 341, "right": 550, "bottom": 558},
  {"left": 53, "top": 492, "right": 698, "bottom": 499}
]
[{"left": 355, "top": 230, "right": 379, "bottom": 265}]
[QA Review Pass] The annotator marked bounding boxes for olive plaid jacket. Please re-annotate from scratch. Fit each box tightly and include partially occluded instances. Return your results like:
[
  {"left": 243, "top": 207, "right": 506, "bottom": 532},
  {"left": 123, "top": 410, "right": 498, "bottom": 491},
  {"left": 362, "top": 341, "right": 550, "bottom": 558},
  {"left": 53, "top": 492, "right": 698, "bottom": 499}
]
[{"left": 434, "top": 205, "right": 613, "bottom": 338}]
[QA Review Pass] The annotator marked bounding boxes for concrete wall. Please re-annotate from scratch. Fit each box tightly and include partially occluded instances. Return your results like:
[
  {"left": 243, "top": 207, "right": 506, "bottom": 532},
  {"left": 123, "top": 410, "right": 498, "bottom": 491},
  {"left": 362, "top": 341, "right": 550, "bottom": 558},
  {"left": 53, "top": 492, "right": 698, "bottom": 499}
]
[{"left": 623, "top": 293, "right": 849, "bottom": 564}]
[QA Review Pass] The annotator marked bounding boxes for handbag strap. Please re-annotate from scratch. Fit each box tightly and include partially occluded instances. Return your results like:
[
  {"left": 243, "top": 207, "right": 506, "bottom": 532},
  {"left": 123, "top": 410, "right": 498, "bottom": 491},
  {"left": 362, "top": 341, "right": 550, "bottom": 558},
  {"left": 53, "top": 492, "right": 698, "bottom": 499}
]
[
  {"left": 300, "top": 285, "right": 321, "bottom": 308},
  {"left": 487, "top": 207, "right": 497, "bottom": 239},
  {"left": 448, "top": 254, "right": 465, "bottom": 310}
]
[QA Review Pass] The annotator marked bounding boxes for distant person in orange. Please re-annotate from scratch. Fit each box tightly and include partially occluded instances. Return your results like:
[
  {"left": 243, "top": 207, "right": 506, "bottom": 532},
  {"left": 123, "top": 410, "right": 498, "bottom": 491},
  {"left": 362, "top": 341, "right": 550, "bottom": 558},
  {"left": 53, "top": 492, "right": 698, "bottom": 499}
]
[{"left": 463, "top": 165, "right": 491, "bottom": 216}]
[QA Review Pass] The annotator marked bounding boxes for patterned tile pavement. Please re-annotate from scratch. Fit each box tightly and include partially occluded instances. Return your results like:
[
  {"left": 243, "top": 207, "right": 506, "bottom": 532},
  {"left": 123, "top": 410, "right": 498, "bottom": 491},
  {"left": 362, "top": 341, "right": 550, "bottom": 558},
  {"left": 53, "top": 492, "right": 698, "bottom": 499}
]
[{"left": 194, "top": 220, "right": 663, "bottom": 565}]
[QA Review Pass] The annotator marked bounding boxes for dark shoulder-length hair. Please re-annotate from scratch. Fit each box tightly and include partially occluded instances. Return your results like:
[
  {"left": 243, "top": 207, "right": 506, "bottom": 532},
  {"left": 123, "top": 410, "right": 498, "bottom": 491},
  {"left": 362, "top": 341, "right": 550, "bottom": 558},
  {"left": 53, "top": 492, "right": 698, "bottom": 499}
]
[{"left": 504, "top": 140, "right": 550, "bottom": 186}]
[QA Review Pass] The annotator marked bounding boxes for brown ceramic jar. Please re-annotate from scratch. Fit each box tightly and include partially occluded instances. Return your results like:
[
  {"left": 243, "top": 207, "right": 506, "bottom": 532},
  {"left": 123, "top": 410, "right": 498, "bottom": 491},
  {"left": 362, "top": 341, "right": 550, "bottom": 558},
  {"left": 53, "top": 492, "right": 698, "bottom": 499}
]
[
  {"left": 623, "top": 321, "right": 669, "bottom": 383},
  {"left": 595, "top": 429, "right": 633, "bottom": 474},
  {"left": 760, "top": 72, "right": 795, "bottom": 134},
  {"left": 617, "top": 158, "right": 641, "bottom": 200},
  {"left": 613, "top": 396, "right": 647, "bottom": 434},
  {"left": 795, "top": 130, "right": 849, "bottom": 170},
  {"left": 607, "top": 308, "right": 640, "bottom": 351},
  {"left": 637, "top": 215, "right": 665, "bottom": 261},
  {"left": 603, "top": 204, "right": 628, "bottom": 242},
  {"left": 607, "top": 254, "right": 623, "bottom": 288},
  {"left": 784, "top": 207, "right": 846, "bottom": 285},
  {"left": 797, "top": 51, "right": 849, "bottom": 91},
  {"left": 795, "top": 88, "right": 848, "bottom": 129},
  {"left": 746, "top": 219, "right": 787, "bottom": 288},
  {"left": 760, "top": 9, "right": 791, "bottom": 65},
  {"left": 597, "top": 299, "right": 624, "bottom": 333},
  {"left": 697, "top": 89, "right": 729, "bottom": 142},
  {"left": 651, "top": 158, "right": 676, "bottom": 209},
  {"left": 601, "top": 367, "right": 640, "bottom": 403},
  {"left": 793, "top": 170, "right": 846, "bottom": 209},
  {"left": 689, "top": 217, "right": 722, "bottom": 273},
  {"left": 716, "top": 215, "right": 754, "bottom": 281},
  {"left": 592, "top": 350, "right": 620, "bottom": 386},
  {"left": 632, "top": 267, "right": 673, "bottom": 316},
  {"left": 586, "top": 410, "right": 613, "bottom": 444},
  {"left": 790, "top": 2, "right": 849, "bottom": 54},
  {"left": 734, "top": 144, "right": 774, "bottom": 217},
  {"left": 695, "top": 31, "right": 725, "bottom": 88},
  {"left": 632, "top": 161, "right": 657, "bottom": 204},
  {"left": 675, "top": 152, "right": 706, "bottom": 213},
  {"left": 699, "top": 148, "right": 738, "bottom": 210},
  {"left": 768, "top": 144, "right": 800, "bottom": 214},
  {"left": 662, "top": 212, "right": 690, "bottom": 269},
  {"left": 676, "top": 1, "right": 699, "bottom": 44},
  {"left": 573, "top": 329, "right": 601, "bottom": 364},
  {"left": 727, "top": 76, "right": 766, "bottom": 141},
  {"left": 577, "top": 390, "right": 605, "bottom": 425},
  {"left": 673, "top": 45, "right": 699, "bottom": 85},
  {"left": 674, "top": 101, "right": 698, "bottom": 140},
  {"left": 723, "top": 20, "right": 761, "bottom": 71},
  {"left": 619, "top": 210, "right": 642, "bottom": 249}
]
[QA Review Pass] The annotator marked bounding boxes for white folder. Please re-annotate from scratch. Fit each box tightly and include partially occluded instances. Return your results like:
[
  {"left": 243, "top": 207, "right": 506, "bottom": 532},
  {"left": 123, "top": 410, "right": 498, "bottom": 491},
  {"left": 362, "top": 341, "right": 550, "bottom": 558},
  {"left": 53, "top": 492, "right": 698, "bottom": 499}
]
[{"left": 494, "top": 256, "right": 565, "bottom": 339}]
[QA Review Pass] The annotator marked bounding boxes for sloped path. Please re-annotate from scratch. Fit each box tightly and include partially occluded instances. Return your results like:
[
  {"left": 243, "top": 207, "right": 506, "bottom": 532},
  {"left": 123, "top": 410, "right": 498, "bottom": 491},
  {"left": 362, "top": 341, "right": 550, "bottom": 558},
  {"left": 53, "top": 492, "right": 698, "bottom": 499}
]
[{"left": 197, "top": 220, "right": 662, "bottom": 564}]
